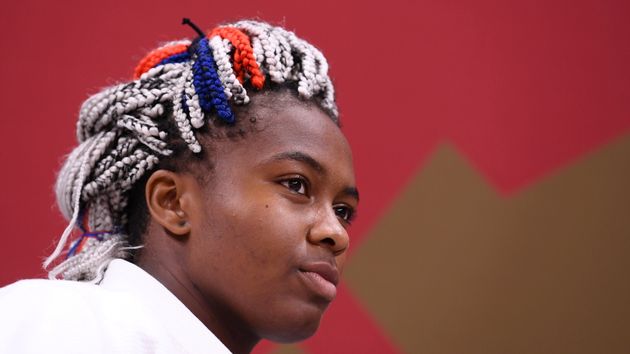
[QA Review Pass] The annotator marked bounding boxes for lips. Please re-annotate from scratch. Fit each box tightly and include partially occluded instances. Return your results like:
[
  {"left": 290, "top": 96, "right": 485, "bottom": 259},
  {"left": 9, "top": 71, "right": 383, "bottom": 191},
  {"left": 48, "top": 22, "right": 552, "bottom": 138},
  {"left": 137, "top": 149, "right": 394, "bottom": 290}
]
[{"left": 299, "top": 262, "right": 339, "bottom": 301}]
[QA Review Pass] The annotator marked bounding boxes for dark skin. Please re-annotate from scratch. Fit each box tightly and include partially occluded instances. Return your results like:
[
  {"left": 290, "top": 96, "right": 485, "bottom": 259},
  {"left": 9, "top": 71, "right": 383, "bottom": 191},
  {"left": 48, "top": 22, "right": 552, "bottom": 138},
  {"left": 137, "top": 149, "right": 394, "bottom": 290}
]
[{"left": 135, "top": 91, "right": 359, "bottom": 354}]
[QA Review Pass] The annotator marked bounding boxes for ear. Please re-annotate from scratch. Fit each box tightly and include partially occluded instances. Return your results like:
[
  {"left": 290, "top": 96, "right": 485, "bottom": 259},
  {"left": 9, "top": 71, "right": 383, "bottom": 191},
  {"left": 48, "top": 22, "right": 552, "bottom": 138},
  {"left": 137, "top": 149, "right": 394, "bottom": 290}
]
[{"left": 145, "top": 169, "right": 193, "bottom": 236}]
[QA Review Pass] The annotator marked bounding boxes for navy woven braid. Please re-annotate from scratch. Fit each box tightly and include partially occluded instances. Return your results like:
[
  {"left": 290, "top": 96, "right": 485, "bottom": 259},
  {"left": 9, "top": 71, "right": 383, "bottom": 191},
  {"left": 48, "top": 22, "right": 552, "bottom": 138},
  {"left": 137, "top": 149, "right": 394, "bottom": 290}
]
[
  {"left": 192, "top": 38, "right": 235, "bottom": 123},
  {"left": 158, "top": 52, "right": 191, "bottom": 66}
]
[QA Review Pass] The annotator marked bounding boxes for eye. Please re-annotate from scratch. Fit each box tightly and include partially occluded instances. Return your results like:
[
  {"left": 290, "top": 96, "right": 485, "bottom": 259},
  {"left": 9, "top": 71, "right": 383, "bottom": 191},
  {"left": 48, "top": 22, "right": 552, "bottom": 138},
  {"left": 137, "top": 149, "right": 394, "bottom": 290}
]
[
  {"left": 333, "top": 204, "right": 356, "bottom": 224},
  {"left": 280, "top": 177, "right": 308, "bottom": 195}
]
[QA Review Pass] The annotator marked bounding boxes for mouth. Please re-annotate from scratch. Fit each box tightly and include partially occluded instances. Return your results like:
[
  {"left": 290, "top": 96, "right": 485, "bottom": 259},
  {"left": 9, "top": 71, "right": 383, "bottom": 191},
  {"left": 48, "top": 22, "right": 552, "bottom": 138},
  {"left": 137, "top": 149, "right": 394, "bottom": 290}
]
[{"left": 298, "top": 262, "right": 339, "bottom": 301}]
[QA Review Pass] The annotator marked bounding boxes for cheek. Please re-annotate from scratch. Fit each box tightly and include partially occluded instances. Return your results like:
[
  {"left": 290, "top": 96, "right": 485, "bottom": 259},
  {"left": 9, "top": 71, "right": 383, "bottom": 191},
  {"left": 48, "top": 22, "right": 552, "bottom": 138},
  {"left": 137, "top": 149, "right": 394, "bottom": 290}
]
[
  {"left": 236, "top": 199, "right": 306, "bottom": 263},
  {"left": 197, "top": 197, "right": 305, "bottom": 275}
]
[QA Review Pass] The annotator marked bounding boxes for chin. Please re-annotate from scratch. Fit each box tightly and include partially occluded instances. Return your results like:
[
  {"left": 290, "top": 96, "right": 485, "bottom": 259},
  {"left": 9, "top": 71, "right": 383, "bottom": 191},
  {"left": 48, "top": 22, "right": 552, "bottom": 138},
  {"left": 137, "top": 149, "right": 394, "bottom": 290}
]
[
  {"left": 264, "top": 321, "right": 321, "bottom": 343},
  {"left": 260, "top": 305, "right": 325, "bottom": 343}
]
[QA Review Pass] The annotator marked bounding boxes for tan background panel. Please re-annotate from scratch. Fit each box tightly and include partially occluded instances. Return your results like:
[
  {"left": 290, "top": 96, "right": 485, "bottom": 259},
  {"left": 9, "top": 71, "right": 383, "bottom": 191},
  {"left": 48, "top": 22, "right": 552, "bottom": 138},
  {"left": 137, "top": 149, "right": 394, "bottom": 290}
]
[
  {"left": 272, "top": 344, "right": 305, "bottom": 354},
  {"left": 344, "top": 137, "right": 630, "bottom": 354}
]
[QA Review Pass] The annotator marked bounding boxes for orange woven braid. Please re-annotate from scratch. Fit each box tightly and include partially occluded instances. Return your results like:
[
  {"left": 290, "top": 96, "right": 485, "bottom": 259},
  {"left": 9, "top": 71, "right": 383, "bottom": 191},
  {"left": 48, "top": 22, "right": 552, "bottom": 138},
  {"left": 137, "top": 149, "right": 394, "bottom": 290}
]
[
  {"left": 209, "top": 27, "right": 265, "bottom": 89},
  {"left": 133, "top": 43, "right": 189, "bottom": 79}
]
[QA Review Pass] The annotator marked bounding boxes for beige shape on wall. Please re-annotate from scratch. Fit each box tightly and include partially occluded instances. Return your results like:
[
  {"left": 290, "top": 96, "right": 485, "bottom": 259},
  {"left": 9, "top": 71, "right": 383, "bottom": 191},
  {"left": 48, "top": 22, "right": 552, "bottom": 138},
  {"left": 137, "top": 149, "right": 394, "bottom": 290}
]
[{"left": 344, "top": 138, "right": 630, "bottom": 354}]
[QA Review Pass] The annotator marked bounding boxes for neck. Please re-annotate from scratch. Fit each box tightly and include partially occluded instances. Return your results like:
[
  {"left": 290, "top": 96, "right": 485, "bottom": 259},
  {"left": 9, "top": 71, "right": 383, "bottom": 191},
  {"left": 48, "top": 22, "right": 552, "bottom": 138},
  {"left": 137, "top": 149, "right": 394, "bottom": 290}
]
[{"left": 136, "top": 244, "right": 260, "bottom": 354}]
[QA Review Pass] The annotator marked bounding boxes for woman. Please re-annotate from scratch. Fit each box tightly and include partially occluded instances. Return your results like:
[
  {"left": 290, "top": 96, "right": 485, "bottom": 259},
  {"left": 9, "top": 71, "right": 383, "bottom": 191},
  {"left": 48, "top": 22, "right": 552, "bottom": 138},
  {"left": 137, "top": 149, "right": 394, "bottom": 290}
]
[{"left": 0, "top": 19, "right": 358, "bottom": 354}]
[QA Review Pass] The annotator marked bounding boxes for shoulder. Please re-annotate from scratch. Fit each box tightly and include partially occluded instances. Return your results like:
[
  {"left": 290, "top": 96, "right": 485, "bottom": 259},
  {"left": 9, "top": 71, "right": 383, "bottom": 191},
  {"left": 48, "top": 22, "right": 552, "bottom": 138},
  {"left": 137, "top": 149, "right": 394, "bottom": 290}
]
[
  {"left": 0, "top": 261, "right": 232, "bottom": 354},
  {"left": 0, "top": 278, "right": 106, "bottom": 317},
  {"left": 1, "top": 277, "right": 101, "bottom": 298},
  {"left": 0, "top": 279, "right": 149, "bottom": 353},
  {"left": 0, "top": 277, "right": 126, "bottom": 316}
]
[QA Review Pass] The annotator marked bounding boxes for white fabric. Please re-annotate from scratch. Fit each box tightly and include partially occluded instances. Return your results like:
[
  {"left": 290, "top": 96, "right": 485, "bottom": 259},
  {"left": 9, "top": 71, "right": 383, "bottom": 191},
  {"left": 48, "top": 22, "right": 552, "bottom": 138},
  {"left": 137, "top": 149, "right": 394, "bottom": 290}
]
[{"left": 0, "top": 259, "right": 232, "bottom": 354}]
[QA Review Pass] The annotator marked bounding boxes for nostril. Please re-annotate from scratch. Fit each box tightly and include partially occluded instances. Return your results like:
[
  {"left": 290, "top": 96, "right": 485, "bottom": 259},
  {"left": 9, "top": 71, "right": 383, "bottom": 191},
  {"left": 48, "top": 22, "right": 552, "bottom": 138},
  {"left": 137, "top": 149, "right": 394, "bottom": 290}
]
[{"left": 321, "top": 237, "right": 335, "bottom": 247}]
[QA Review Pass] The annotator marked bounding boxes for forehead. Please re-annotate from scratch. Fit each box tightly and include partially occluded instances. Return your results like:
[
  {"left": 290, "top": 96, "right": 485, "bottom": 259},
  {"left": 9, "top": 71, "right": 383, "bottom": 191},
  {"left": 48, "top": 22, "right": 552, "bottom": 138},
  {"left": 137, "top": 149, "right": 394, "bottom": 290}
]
[{"left": 209, "top": 92, "right": 354, "bottom": 180}]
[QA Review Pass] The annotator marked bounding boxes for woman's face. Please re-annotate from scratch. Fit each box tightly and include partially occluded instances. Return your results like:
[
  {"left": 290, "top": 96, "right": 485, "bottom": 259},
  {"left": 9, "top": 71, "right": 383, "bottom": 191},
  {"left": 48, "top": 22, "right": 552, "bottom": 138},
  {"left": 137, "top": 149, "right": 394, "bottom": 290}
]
[{"left": 183, "top": 92, "right": 358, "bottom": 343}]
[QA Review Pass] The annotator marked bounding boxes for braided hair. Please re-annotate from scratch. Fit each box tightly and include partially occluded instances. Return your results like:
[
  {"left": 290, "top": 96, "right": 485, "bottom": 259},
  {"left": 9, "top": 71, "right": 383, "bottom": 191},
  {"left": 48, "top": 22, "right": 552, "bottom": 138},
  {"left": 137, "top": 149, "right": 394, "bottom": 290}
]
[{"left": 45, "top": 19, "right": 338, "bottom": 281}]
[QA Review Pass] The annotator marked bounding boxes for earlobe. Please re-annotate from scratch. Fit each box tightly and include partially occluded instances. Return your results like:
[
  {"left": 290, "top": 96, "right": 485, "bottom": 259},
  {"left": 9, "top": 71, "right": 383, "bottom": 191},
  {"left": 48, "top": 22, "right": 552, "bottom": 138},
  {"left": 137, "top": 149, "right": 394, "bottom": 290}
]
[{"left": 145, "top": 170, "right": 192, "bottom": 236}]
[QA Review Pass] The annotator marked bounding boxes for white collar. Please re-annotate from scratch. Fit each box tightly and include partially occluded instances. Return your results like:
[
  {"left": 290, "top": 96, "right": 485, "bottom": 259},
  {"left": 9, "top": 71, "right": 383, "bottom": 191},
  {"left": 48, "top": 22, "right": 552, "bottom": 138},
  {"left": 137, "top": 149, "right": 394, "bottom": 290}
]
[{"left": 100, "top": 259, "right": 232, "bottom": 354}]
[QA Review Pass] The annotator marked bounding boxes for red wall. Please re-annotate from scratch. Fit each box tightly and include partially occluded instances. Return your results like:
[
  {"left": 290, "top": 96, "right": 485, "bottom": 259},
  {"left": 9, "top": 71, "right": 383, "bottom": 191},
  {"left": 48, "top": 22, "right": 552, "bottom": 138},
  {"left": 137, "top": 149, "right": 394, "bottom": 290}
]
[{"left": 1, "top": 1, "right": 629, "bottom": 353}]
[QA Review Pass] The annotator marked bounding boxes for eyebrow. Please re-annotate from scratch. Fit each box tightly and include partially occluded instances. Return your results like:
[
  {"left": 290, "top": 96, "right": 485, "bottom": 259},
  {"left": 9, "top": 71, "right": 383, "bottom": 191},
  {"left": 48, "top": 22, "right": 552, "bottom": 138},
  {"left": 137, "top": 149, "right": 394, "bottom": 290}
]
[
  {"left": 343, "top": 187, "right": 360, "bottom": 202},
  {"left": 268, "top": 151, "right": 325, "bottom": 173},
  {"left": 267, "top": 151, "right": 360, "bottom": 201}
]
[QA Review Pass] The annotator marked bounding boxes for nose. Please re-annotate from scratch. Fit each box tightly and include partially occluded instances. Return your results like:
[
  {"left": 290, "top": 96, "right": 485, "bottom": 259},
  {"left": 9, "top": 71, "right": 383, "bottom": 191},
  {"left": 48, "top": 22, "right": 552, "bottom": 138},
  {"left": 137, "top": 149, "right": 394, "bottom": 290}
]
[{"left": 307, "top": 206, "right": 350, "bottom": 256}]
